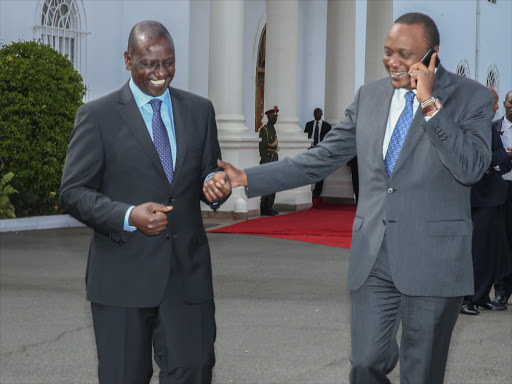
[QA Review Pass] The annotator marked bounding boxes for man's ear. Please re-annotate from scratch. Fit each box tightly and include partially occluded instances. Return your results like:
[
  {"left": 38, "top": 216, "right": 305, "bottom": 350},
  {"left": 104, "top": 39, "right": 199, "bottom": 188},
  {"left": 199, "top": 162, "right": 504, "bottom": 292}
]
[{"left": 124, "top": 51, "right": 132, "bottom": 71}]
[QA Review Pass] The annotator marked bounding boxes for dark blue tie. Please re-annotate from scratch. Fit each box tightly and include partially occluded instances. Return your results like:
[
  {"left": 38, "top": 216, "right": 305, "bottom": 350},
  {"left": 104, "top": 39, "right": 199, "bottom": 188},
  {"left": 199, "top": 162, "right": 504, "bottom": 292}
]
[
  {"left": 149, "top": 99, "right": 174, "bottom": 184},
  {"left": 384, "top": 91, "right": 415, "bottom": 176}
]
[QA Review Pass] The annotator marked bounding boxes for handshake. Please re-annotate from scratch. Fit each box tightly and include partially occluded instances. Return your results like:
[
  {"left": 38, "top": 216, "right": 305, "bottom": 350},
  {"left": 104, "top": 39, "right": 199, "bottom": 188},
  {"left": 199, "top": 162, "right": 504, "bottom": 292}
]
[{"left": 202, "top": 160, "right": 248, "bottom": 203}]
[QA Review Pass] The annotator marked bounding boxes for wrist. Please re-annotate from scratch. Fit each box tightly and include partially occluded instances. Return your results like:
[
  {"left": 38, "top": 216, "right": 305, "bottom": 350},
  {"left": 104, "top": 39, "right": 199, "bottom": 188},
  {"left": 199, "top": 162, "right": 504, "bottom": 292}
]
[{"left": 422, "top": 98, "right": 442, "bottom": 116}]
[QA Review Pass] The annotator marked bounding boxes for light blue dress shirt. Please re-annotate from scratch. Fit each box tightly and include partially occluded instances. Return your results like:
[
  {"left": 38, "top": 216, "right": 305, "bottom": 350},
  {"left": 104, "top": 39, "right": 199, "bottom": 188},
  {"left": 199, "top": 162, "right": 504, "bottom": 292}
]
[{"left": 124, "top": 79, "right": 177, "bottom": 231}]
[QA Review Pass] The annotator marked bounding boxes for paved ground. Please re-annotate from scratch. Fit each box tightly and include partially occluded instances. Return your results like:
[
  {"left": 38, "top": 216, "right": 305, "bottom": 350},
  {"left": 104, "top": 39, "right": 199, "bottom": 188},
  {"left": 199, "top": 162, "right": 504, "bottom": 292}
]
[{"left": 1, "top": 225, "right": 511, "bottom": 384}]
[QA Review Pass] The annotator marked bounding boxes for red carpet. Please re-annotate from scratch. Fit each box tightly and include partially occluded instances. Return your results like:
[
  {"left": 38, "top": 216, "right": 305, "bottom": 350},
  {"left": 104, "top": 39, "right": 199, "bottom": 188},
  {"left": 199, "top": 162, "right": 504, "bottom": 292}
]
[{"left": 208, "top": 202, "right": 357, "bottom": 248}]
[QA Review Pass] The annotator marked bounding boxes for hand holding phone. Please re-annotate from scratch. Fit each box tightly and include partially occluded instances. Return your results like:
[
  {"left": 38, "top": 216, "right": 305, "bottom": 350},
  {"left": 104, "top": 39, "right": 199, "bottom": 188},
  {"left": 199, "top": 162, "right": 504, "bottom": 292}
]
[{"left": 420, "top": 47, "right": 440, "bottom": 67}]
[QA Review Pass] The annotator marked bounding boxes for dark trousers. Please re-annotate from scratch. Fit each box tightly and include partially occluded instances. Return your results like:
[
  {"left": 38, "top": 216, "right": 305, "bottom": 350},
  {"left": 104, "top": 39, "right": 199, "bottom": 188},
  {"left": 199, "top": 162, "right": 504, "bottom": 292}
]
[
  {"left": 494, "top": 180, "right": 512, "bottom": 298},
  {"left": 91, "top": 273, "right": 216, "bottom": 384},
  {"left": 312, "top": 180, "right": 324, "bottom": 198},
  {"left": 464, "top": 206, "right": 500, "bottom": 305},
  {"left": 350, "top": 235, "right": 462, "bottom": 384},
  {"left": 260, "top": 193, "right": 276, "bottom": 213}
]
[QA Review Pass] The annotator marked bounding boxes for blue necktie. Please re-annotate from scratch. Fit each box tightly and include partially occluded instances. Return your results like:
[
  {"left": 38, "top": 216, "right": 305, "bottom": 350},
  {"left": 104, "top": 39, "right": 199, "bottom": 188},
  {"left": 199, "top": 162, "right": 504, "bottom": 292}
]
[
  {"left": 149, "top": 99, "right": 174, "bottom": 184},
  {"left": 384, "top": 91, "right": 415, "bottom": 176}
]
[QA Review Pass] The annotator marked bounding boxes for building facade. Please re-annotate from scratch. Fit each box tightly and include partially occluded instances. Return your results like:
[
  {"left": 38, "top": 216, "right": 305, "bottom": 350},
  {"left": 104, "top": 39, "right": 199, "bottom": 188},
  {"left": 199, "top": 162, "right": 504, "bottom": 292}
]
[{"left": 1, "top": 0, "right": 510, "bottom": 217}]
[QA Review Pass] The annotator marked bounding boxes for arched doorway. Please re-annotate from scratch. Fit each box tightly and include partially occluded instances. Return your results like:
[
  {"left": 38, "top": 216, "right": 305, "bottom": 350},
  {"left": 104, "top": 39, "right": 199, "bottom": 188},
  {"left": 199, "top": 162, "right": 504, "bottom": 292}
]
[{"left": 255, "top": 26, "right": 266, "bottom": 132}]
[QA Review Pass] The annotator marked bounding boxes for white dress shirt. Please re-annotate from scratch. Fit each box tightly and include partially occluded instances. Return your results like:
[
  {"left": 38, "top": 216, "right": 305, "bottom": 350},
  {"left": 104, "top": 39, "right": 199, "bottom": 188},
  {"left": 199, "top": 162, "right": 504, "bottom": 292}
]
[{"left": 383, "top": 89, "right": 420, "bottom": 158}]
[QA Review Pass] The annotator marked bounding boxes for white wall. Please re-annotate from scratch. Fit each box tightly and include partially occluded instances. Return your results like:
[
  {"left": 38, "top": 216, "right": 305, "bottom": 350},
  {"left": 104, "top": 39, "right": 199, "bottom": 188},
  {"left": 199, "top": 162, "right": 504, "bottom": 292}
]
[
  {"left": 0, "top": 0, "right": 39, "bottom": 45},
  {"left": 188, "top": 0, "right": 210, "bottom": 98},
  {"left": 477, "top": 0, "right": 512, "bottom": 118},
  {"left": 297, "top": 0, "right": 328, "bottom": 129}
]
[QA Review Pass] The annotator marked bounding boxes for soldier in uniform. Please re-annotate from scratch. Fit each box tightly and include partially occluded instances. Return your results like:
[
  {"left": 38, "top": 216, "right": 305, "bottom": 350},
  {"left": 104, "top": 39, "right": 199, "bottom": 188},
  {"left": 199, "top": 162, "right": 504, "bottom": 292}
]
[{"left": 258, "top": 106, "right": 279, "bottom": 216}]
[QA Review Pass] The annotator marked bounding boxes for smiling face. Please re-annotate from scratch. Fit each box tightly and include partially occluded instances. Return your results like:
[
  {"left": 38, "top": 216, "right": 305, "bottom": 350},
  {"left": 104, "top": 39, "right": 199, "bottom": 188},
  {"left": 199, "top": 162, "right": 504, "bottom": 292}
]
[
  {"left": 124, "top": 35, "right": 175, "bottom": 97},
  {"left": 383, "top": 23, "right": 434, "bottom": 90}
]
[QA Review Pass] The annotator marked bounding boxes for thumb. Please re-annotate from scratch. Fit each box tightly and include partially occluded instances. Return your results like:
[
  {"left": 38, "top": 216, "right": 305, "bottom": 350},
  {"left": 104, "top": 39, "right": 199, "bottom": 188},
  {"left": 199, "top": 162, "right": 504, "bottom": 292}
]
[
  {"left": 150, "top": 203, "right": 173, "bottom": 213},
  {"left": 218, "top": 159, "right": 230, "bottom": 169}
]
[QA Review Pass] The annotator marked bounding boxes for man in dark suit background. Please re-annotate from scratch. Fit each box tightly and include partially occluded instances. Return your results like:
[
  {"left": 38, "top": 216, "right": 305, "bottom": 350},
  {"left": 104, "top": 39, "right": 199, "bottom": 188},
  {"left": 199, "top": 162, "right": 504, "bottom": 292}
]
[
  {"left": 304, "top": 108, "right": 332, "bottom": 197},
  {"left": 211, "top": 13, "right": 493, "bottom": 383},
  {"left": 460, "top": 88, "right": 510, "bottom": 315},
  {"left": 493, "top": 90, "right": 512, "bottom": 305},
  {"left": 60, "top": 21, "right": 231, "bottom": 383}
]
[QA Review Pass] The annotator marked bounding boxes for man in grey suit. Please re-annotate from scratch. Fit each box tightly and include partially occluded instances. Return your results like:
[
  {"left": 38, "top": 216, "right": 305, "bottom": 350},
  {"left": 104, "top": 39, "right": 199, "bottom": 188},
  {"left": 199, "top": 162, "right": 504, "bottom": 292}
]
[
  {"left": 206, "top": 13, "right": 492, "bottom": 384},
  {"left": 60, "top": 21, "right": 231, "bottom": 383}
]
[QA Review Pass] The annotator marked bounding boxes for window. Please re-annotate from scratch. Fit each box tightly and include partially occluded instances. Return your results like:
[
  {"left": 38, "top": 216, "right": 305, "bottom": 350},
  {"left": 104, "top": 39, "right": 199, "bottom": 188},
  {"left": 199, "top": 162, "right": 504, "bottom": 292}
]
[
  {"left": 486, "top": 65, "right": 499, "bottom": 91},
  {"left": 35, "top": 0, "right": 87, "bottom": 77},
  {"left": 455, "top": 59, "right": 471, "bottom": 78}
]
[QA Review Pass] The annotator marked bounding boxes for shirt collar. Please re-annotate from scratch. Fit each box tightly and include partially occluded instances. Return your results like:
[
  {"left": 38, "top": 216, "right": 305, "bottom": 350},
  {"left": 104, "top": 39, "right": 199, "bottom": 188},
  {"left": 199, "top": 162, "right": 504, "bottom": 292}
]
[
  {"left": 129, "top": 78, "right": 170, "bottom": 109},
  {"left": 395, "top": 88, "right": 417, "bottom": 99}
]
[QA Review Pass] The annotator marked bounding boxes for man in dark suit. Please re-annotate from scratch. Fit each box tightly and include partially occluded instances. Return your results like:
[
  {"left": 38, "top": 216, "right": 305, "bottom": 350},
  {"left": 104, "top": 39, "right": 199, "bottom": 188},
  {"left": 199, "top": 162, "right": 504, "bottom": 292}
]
[
  {"left": 60, "top": 21, "right": 231, "bottom": 384},
  {"left": 304, "top": 108, "right": 332, "bottom": 197},
  {"left": 493, "top": 90, "right": 512, "bottom": 305},
  {"left": 211, "top": 13, "right": 493, "bottom": 384},
  {"left": 461, "top": 88, "right": 510, "bottom": 315}
]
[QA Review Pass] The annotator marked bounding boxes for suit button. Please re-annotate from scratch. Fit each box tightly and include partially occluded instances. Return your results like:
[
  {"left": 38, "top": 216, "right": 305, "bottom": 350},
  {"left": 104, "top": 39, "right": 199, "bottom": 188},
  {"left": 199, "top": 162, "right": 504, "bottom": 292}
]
[
  {"left": 387, "top": 188, "right": 394, "bottom": 194},
  {"left": 166, "top": 234, "right": 170, "bottom": 240},
  {"left": 168, "top": 197, "right": 174, "bottom": 204},
  {"left": 382, "top": 220, "right": 386, "bottom": 225}
]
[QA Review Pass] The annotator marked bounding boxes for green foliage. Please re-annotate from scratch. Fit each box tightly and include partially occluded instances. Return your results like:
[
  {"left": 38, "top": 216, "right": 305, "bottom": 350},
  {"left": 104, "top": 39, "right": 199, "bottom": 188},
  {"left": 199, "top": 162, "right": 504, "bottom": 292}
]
[
  {"left": 0, "top": 40, "right": 86, "bottom": 217},
  {"left": 0, "top": 170, "right": 17, "bottom": 219},
  {"left": 0, "top": 171, "right": 18, "bottom": 219}
]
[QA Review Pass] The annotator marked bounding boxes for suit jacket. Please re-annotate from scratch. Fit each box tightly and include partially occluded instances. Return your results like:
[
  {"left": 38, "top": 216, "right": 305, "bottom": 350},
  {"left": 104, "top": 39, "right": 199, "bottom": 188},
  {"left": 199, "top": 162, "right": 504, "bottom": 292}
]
[
  {"left": 470, "top": 118, "right": 511, "bottom": 207},
  {"left": 59, "top": 82, "right": 221, "bottom": 307},
  {"left": 245, "top": 65, "right": 493, "bottom": 297},
  {"left": 304, "top": 120, "right": 332, "bottom": 145}
]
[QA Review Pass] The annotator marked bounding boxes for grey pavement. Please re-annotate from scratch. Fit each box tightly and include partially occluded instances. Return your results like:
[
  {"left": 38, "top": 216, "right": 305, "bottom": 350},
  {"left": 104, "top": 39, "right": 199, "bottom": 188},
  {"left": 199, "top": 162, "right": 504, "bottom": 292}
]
[{"left": 1, "top": 225, "right": 511, "bottom": 384}]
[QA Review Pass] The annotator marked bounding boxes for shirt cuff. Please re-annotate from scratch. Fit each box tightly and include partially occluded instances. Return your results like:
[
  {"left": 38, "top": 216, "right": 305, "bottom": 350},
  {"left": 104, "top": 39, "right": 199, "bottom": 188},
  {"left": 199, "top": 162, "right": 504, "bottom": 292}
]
[
  {"left": 424, "top": 109, "right": 439, "bottom": 121},
  {"left": 124, "top": 206, "right": 137, "bottom": 232},
  {"left": 204, "top": 172, "right": 216, "bottom": 183}
]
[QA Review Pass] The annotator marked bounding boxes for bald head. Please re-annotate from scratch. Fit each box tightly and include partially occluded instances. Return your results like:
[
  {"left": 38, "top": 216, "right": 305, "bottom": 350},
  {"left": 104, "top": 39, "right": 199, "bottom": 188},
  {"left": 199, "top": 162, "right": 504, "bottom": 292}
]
[
  {"left": 127, "top": 21, "right": 173, "bottom": 54},
  {"left": 124, "top": 20, "right": 176, "bottom": 97},
  {"left": 504, "top": 91, "right": 512, "bottom": 121}
]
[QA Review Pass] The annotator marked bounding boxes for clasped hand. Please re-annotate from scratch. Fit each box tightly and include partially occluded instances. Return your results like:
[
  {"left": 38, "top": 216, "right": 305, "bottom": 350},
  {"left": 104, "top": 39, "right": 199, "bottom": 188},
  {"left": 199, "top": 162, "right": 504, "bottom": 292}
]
[{"left": 202, "top": 160, "right": 248, "bottom": 203}]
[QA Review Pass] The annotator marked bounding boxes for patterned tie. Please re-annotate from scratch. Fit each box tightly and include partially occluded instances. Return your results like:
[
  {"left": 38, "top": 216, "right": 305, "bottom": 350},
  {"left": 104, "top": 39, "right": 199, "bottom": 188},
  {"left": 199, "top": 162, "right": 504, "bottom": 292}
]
[
  {"left": 149, "top": 98, "right": 174, "bottom": 184},
  {"left": 314, "top": 121, "right": 320, "bottom": 146},
  {"left": 384, "top": 91, "right": 416, "bottom": 176}
]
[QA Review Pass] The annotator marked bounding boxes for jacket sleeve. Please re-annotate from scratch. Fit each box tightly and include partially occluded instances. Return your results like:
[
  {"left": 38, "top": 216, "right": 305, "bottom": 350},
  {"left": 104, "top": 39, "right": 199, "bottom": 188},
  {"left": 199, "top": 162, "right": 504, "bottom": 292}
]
[{"left": 59, "top": 104, "right": 130, "bottom": 238}]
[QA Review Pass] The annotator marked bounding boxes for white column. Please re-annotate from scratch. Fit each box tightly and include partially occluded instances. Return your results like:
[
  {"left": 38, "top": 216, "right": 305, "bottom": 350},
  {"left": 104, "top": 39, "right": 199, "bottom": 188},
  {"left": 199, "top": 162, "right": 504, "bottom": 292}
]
[
  {"left": 265, "top": 0, "right": 311, "bottom": 210},
  {"left": 322, "top": 0, "right": 357, "bottom": 201},
  {"left": 207, "top": 0, "right": 260, "bottom": 218}
]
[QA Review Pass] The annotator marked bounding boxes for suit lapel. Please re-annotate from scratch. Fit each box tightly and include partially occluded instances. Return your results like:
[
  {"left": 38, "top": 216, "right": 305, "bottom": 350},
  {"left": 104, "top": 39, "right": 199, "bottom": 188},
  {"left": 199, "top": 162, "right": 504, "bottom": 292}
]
[
  {"left": 119, "top": 82, "right": 171, "bottom": 187},
  {"left": 391, "top": 65, "right": 455, "bottom": 176},
  {"left": 169, "top": 87, "right": 187, "bottom": 186}
]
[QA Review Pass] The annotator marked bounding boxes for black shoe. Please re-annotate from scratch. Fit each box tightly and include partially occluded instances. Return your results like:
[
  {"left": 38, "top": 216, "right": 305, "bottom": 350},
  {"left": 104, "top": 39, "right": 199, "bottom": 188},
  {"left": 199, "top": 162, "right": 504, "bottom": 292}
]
[
  {"left": 269, "top": 209, "right": 279, "bottom": 216},
  {"left": 260, "top": 210, "right": 272, "bottom": 216},
  {"left": 492, "top": 294, "right": 510, "bottom": 305},
  {"left": 460, "top": 304, "right": 480, "bottom": 315},
  {"left": 477, "top": 302, "right": 507, "bottom": 311}
]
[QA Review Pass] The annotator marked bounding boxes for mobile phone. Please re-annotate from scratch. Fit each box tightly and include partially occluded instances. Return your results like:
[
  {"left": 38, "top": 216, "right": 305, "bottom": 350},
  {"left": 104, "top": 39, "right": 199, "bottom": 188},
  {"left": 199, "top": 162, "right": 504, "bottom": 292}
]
[{"left": 420, "top": 47, "right": 440, "bottom": 67}]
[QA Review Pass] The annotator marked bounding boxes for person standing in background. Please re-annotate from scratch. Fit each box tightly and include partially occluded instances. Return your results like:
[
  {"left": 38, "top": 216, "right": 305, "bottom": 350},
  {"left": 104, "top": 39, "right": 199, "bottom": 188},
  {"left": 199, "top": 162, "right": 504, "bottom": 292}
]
[
  {"left": 493, "top": 90, "right": 512, "bottom": 305},
  {"left": 460, "top": 88, "right": 510, "bottom": 315},
  {"left": 304, "top": 108, "right": 332, "bottom": 198},
  {"left": 259, "top": 106, "right": 280, "bottom": 216}
]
